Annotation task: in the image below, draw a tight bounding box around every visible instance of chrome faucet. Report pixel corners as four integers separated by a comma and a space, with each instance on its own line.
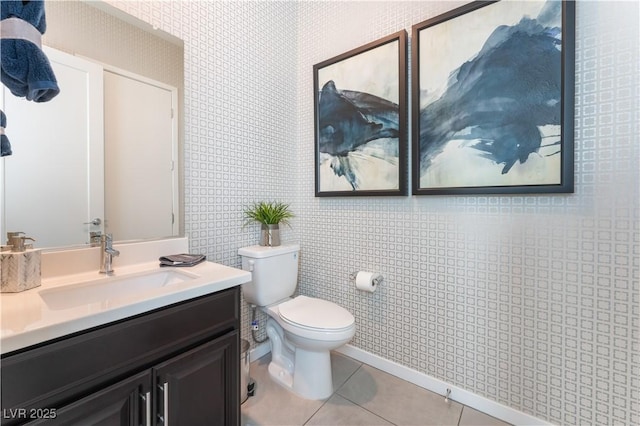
99, 234, 120, 275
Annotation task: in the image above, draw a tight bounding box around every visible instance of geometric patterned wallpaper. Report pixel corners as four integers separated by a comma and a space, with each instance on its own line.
109, 1, 638, 425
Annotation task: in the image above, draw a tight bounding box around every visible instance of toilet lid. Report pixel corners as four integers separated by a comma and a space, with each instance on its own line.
278, 296, 354, 330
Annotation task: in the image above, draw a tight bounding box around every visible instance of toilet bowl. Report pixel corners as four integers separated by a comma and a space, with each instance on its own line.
262, 296, 355, 399
238, 244, 356, 400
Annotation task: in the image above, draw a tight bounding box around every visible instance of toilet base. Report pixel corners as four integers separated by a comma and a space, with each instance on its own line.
268, 360, 293, 389
265, 318, 334, 400
291, 346, 332, 399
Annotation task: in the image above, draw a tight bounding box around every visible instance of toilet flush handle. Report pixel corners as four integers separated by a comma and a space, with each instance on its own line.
247, 259, 255, 272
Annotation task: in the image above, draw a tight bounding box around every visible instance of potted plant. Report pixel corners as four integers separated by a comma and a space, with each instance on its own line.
243, 201, 294, 247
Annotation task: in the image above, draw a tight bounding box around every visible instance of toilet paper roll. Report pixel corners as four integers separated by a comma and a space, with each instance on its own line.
355, 271, 379, 293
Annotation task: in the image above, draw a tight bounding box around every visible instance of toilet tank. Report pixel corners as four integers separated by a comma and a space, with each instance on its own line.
238, 244, 300, 306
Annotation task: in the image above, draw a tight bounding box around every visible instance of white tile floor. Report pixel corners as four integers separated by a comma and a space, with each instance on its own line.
241, 352, 511, 426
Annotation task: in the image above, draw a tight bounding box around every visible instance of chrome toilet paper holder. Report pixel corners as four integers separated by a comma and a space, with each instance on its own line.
349, 272, 383, 286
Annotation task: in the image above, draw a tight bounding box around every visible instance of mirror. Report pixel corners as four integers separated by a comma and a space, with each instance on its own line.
1, 0, 184, 249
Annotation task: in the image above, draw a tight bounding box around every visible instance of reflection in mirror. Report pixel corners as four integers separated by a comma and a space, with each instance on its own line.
0, 0, 184, 249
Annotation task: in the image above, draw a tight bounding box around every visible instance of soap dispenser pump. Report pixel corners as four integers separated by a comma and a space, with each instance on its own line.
1, 232, 42, 293
7, 232, 35, 252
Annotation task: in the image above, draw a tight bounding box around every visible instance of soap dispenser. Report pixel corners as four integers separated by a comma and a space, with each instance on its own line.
0, 232, 41, 293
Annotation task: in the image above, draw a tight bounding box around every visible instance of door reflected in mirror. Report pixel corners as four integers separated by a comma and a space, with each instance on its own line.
0, 0, 184, 249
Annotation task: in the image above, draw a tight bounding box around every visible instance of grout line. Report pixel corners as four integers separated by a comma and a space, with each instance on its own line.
334, 359, 364, 393
329, 362, 400, 425
303, 358, 365, 425
301, 399, 327, 426
457, 405, 465, 426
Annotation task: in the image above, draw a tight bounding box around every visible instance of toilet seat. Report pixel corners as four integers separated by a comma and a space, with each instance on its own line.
278, 296, 354, 331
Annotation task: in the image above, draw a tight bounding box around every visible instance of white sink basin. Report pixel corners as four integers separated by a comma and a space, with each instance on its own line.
39, 269, 198, 310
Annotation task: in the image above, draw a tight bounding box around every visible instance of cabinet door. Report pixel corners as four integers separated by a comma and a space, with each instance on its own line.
26, 370, 152, 426
154, 332, 239, 426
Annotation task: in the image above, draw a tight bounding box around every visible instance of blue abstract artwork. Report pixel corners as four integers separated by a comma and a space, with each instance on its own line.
314, 31, 407, 196
412, 0, 574, 194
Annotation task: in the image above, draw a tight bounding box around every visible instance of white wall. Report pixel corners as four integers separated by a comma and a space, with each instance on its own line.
110, 1, 638, 425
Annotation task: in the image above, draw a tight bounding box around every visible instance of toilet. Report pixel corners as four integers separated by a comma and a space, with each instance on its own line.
238, 244, 355, 400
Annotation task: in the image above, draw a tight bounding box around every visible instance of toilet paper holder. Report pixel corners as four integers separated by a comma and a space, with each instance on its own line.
349, 272, 383, 286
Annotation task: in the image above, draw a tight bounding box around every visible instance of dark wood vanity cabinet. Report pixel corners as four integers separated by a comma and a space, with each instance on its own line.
1, 287, 240, 426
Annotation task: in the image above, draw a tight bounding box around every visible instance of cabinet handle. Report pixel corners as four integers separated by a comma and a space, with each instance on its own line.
157, 382, 169, 425
164, 382, 170, 426
140, 391, 151, 426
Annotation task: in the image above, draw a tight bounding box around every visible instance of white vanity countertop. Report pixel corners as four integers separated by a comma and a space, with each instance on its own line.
0, 260, 251, 354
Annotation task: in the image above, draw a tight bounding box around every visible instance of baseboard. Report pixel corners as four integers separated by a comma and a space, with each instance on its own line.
248, 341, 271, 363
335, 344, 552, 426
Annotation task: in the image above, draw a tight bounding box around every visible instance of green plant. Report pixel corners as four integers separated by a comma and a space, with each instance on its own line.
243, 201, 294, 227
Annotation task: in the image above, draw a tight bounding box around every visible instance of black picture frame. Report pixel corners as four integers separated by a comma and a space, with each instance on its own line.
314, 30, 408, 197
411, 0, 575, 195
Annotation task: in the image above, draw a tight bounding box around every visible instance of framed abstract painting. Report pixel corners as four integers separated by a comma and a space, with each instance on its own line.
411, 0, 575, 195
314, 30, 408, 197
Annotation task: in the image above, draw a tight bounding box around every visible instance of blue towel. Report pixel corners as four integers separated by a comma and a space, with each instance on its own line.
0, 110, 11, 157
1, 0, 59, 102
